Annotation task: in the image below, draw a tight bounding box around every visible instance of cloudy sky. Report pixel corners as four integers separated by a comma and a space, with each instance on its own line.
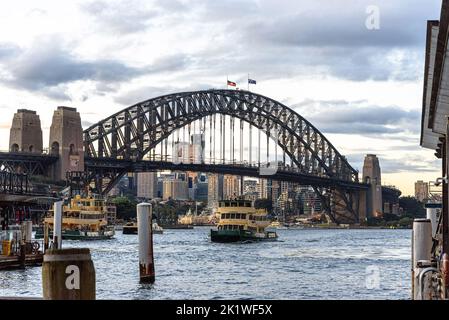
0, 0, 443, 195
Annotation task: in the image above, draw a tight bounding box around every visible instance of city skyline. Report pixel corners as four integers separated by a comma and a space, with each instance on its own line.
0, 0, 443, 195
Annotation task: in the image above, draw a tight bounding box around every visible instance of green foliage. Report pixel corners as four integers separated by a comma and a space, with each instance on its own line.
112, 196, 138, 220
398, 217, 413, 228
254, 198, 272, 212
398, 196, 425, 218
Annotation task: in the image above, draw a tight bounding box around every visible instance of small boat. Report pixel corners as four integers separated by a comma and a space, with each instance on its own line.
35, 194, 116, 240
122, 222, 163, 234
210, 199, 278, 243
268, 221, 288, 230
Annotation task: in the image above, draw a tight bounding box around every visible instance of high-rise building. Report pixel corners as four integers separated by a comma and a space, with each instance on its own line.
189, 134, 205, 164
223, 175, 241, 200
243, 179, 258, 201
208, 174, 224, 208
299, 186, 322, 215
257, 179, 268, 199
415, 180, 429, 202
163, 179, 189, 200
137, 172, 158, 199
195, 173, 208, 202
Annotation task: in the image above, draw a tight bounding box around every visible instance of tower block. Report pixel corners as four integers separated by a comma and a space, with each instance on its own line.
49, 107, 84, 181
362, 154, 383, 218
9, 109, 43, 153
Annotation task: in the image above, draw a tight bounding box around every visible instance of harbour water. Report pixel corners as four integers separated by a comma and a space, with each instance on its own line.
0, 227, 411, 299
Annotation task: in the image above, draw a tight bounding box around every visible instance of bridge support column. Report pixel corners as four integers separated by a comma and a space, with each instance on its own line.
358, 190, 368, 224
49, 107, 85, 181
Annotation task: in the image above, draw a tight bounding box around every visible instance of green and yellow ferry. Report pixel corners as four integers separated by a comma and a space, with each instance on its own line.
210, 199, 277, 243
35, 195, 116, 240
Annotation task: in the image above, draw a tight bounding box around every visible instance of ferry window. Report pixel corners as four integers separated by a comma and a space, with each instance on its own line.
239, 225, 244, 230
218, 203, 222, 207
236, 214, 241, 219
245, 203, 251, 207
231, 202, 237, 207
241, 214, 246, 219
225, 202, 230, 207
221, 214, 225, 219
230, 214, 236, 219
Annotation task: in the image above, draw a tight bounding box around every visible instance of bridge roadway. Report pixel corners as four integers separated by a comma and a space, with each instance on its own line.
0, 151, 58, 176
84, 157, 370, 190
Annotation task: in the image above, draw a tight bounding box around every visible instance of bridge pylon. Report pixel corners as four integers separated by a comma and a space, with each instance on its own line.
49, 107, 84, 181
9, 109, 43, 154
362, 154, 383, 218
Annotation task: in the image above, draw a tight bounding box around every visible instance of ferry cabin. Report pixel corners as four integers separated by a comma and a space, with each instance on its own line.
43, 195, 116, 231
216, 200, 271, 234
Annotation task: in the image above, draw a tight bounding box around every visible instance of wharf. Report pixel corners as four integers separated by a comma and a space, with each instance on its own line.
0, 254, 43, 270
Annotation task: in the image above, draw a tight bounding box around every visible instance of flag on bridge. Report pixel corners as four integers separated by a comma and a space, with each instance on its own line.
227, 80, 237, 87
248, 78, 257, 85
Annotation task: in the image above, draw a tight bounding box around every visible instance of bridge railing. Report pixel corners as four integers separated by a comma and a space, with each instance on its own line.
138, 153, 331, 178
0, 171, 29, 194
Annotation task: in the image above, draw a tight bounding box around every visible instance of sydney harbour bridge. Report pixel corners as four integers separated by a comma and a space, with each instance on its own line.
0, 89, 377, 224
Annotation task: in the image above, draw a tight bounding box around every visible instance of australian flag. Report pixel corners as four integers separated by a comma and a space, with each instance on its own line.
248, 78, 257, 85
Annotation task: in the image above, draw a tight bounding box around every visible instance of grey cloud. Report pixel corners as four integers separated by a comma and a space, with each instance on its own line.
379, 158, 441, 174
345, 152, 440, 175
82, 120, 94, 128
0, 38, 190, 99
0, 43, 20, 60
41, 86, 71, 101
292, 99, 420, 136
246, 0, 436, 48
81, 0, 157, 34
114, 83, 212, 106
4, 42, 146, 90
189, 0, 438, 82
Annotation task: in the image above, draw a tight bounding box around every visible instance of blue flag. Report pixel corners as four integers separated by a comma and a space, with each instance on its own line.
248, 79, 257, 85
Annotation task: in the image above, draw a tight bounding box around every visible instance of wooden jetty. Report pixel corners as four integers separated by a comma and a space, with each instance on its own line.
0, 253, 43, 270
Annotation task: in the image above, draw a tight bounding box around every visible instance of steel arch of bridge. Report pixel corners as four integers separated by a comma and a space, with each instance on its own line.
83, 89, 363, 223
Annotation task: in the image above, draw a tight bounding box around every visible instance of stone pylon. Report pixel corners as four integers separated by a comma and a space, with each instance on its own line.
9, 109, 43, 153
362, 154, 383, 218
49, 107, 84, 181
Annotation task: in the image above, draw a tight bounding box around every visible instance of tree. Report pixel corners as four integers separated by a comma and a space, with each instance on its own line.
112, 196, 138, 220
399, 196, 425, 218
254, 198, 273, 212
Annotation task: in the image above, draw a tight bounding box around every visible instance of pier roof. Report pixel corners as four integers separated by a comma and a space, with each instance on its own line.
421, 1, 449, 155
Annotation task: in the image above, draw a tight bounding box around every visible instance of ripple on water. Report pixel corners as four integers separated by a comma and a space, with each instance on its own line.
0, 227, 411, 299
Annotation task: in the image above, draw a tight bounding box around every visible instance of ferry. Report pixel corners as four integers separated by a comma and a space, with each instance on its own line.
35, 195, 116, 240
210, 199, 278, 243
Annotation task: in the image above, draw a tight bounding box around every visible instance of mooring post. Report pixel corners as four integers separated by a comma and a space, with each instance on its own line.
25, 220, 32, 243
53, 201, 63, 249
412, 219, 432, 299
44, 222, 49, 252
137, 203, 155, 283
42, 248, 95, 300
441, 253, 449, 299
19, 243, 26, 269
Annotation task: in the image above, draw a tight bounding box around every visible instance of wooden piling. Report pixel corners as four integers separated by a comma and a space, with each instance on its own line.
53, 201, 63, 249
137, 203, 155, 283
42, 248, 95, 300
19, 244, 26, 269
44, 222, 49, 252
